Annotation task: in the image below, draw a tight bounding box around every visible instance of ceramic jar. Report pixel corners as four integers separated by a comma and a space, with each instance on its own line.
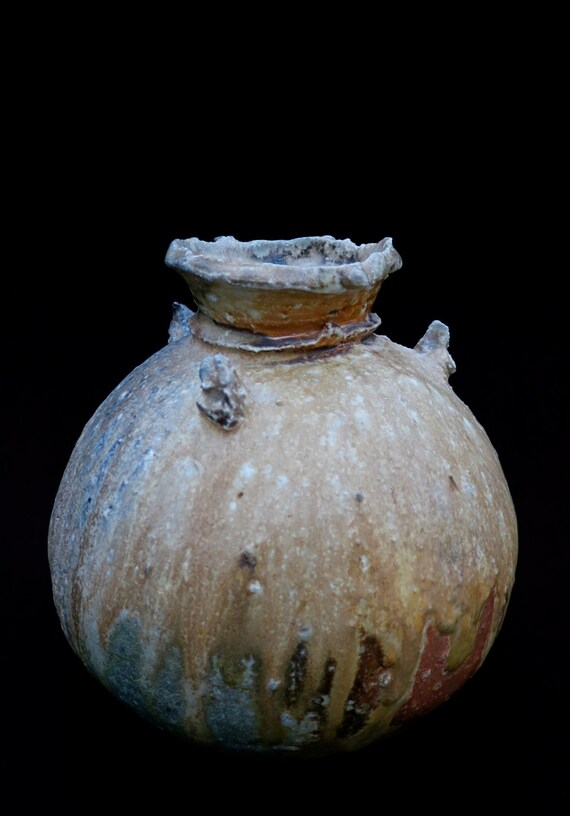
49, 236, 517, 754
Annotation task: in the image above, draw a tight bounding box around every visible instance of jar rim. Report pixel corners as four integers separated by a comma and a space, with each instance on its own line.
165, 235, 402, 295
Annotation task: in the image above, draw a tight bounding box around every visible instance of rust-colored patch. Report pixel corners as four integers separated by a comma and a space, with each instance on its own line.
285, 641, 309, 707
394, 591, 496, 724
337, 631, 390, 739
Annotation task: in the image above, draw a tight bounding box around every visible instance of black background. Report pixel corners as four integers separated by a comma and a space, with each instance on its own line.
5, 143, 567, 809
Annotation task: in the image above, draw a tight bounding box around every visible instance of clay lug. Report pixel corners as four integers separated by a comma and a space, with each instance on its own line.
197, 354, 247, 430
168, 302, 194, 344
415, 320, 457, 379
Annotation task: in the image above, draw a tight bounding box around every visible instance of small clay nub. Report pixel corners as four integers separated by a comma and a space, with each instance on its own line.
168, 302, 194, 344
196, 354, 247, 430
415, 320, 457, 379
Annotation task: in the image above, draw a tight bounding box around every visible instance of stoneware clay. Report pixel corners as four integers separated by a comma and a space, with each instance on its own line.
49, 236, 518, 754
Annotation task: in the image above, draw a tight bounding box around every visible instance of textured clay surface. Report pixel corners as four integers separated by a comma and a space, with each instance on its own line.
49, 319, 517, 753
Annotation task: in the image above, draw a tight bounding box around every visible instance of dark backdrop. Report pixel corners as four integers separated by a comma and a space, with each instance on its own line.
6, 161, 567, 810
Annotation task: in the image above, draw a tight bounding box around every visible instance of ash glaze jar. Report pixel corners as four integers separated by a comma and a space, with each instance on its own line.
49, 236, 517, 754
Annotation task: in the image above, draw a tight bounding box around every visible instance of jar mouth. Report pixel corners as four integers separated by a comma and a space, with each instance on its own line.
165, 235, 402, 294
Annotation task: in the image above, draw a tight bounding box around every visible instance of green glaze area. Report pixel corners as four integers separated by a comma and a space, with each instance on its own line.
150, 646, 186, 728
104, 611, 186, 732
205, 654, 262, 749
106, 611, 146, 714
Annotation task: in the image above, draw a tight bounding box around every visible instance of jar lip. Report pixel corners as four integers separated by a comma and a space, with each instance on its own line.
165, 235, 402, 295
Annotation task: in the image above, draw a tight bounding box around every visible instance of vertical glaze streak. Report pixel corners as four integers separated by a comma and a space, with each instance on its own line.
285, 642, 309, 707
337, 631, 388, 738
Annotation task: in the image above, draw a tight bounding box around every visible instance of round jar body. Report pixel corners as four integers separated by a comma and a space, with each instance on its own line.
49, 324, 517, 754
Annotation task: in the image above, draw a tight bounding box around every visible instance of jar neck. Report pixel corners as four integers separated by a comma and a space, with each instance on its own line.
186, 308, 382, 353
165, 235, 402, 352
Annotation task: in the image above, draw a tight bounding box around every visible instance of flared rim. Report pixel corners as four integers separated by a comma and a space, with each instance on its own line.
165, 235, 402, 295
